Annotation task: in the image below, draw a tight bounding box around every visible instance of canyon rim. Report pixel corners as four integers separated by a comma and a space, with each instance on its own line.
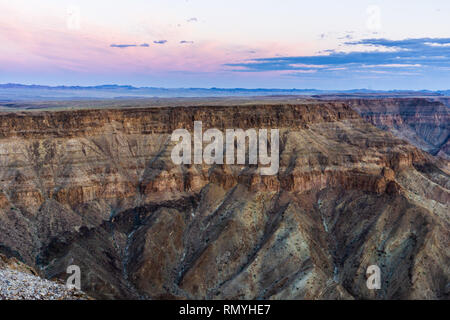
0, 98, 448, 300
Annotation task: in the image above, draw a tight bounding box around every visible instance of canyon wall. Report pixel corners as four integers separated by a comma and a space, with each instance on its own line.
0, 101, 448, 299
348, 98, 449, 159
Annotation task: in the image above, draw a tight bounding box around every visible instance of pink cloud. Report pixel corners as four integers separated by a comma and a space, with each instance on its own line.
0, 3, 315, 80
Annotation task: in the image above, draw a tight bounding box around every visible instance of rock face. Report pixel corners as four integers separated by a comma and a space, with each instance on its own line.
348, 98, 450, 159
0, 101, 448, 300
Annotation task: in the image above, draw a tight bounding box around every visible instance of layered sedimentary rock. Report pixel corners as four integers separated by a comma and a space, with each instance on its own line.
0, 101, 448, 300
348, 98, 449, 159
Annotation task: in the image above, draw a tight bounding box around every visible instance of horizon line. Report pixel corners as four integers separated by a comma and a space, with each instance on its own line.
1, 83, 449, 92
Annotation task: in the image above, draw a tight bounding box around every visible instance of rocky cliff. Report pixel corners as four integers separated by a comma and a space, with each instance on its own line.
0, 101, 448, 299
348, 98, 449, 159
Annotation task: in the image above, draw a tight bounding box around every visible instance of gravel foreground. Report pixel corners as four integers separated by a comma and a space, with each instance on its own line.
0, 254, 88, 300
0, 269, 87, 300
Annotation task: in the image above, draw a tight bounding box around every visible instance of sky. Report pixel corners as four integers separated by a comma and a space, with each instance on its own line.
0, 0, 449, 89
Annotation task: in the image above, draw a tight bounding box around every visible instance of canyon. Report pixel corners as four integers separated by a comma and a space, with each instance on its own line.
348, 98, 449, 159
0, 98, 448, 299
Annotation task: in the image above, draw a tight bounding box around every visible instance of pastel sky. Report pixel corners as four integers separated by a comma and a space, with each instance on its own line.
0, 0, 449, 89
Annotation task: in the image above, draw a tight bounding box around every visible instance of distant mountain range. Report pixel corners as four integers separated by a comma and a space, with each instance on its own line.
0, 83, 449, 101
